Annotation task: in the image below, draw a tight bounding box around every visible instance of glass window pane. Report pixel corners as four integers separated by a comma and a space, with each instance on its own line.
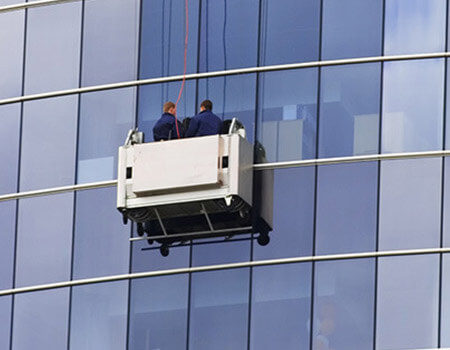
192, 240, 250, 266
322, 0, 382, 60
20, 96, 78, 191
77, 88, 135, 184
0, 11, 24, 99
379, 158, 441, 250
0, 104, 20, 194
189, 269, 249, 349
250, 263, 311, 350
376, 255, 439, 349
313, 259, 375, 350
132, 242, 190, 273
441, 254, 450, 346
257, 69, 318, 162
24, 3, 81, 94
70, 281, 128, 350
382, 59, 444, 153
443, 158, 450, 246
0, 202, 16, 290
259, 0, 320, 65
384, 0, 446, 55
254, 167, 315, 260
129, 275, 189, 350
319, 63, 380, 158
12, 289, 69, 350
81, 0, 139, 86
316, 162, 378, 255
0, 296, 11, 350
199, 0, 258, 71
73, 187, 130, 279
140, 0, 199, 78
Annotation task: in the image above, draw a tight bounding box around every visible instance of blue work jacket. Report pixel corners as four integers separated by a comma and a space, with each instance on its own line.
152, 113, 184, 141
185, 110, 222, 137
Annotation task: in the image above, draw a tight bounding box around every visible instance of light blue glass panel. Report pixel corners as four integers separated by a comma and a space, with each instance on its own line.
385, 0, 446, 55
446, 60, 450, 150
319, 63, 380, 158
199, 0, 258, 71
376, 255, 439, 349
24, 2, 81, 94
189, 268, 249, 349
12, 288, 69, 350
257, 69, 318, 162
0, 11, 24, 99
15, 194, 73, 287
379, 158, 441, 250
322, 0, 382, 60
129, 275, 189, 350
20, 95, 78, 191
254, 167, 315, 260
0, 296, 11, 350
259, 0, 320, 65
82, 0, 139, 86
77, 88, 135, 183
192, 240, 250, 266
0, 104, 20, 194
0, 202, 15, 290
70, 281, 128, 350
73, 187, 130, 279
382, 59, 444, 153
443, 158, 450, 246
250, 263, 311, 350
132, 242, 190, 273
441, 254, 450, 346
316, 162, 377, 255
140, 0, 199, 78
313, 259, 375, 350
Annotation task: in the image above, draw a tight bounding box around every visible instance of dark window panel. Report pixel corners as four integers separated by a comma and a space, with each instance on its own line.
192, 240, 250, 266
0, 104, 20, 195
0, 202, 15, 290
0, 296, 11, 350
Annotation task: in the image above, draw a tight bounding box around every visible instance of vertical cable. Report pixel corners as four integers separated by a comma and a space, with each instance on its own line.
221, 0, 227, 118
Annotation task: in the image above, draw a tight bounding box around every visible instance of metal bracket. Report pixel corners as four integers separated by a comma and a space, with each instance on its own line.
154, 208, 168, 236
200, 203, 215, 232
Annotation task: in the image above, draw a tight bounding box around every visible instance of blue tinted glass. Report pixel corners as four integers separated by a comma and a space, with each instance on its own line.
73, 187, 130, 279
250, 263, 311, 350
70, 281, 128, 350
24, 2, 81, 94
322, 0, 382, 59
0, 11, 24, 99
316, 162, 377, 255
20, 96, 78, 191
12, 289, 69, 350
0, 104, 20, 194
0, 202, 15, 290
82, 0, 139, 86
138, 81, 196, 142
254, 167, 315, 260
189, 269, 249, 349
441, 254, 450, 346
132, 242, 190, 273
313, 259, 375, 350
16, 194, 73, 287
199, 0, 258, 71
376, 255, 439, 349
77, 88, 135, 183
443, 158, 450, 246
257, 69, 318, 162
192, 240, 250, 266
319, 63, 380, 158
129, 275, 189, 350
379, 158, 441, 250
260, 0, 320, 65
446, 60, 450, 150
382, 59, 444, 153
140, 0, 199, 78
0, 296, 11, 350
385, 0, 446, 55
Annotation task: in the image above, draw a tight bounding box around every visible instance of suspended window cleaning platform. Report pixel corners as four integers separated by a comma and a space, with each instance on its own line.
117, 120, 273, 256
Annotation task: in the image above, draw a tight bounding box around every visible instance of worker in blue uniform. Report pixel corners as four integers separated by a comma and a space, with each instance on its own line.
185, 99, 222, 137
153, 101, 184, 141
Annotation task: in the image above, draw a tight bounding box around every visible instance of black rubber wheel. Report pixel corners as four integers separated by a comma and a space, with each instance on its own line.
160, 245, 170, 257
137, 223, 144, 236
122, 213, 128, 225
257, 233, 270, 246
146, 238, 154, 246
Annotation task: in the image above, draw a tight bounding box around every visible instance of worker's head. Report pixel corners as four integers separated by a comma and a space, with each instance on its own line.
200, 99, 213, 112
163, 101, 176, 116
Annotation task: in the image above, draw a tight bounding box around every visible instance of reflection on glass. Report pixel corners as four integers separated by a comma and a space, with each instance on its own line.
189, 269, 249, 349
313, 259, 375, 350
0, 104, 20, 194
12, 289, 69, 350
376, 255, 439, 349
129, 275, 188, 349
316, 162, 377, 255
0, 296, 11, 350
132, 242, 190, 273
192, 240, 250, 266
70, 281, 128, 350
0, 202, 15, 290
384, 0, 446, 55
257, 69, 318, 162
443, 158, 450, 246
250, 263, 311, 350
322, 0, 382, 59
319, 63, 380, 158
441, 254, 450, 346
379, 158, 441, 250
382, 59, 444, 153
259, 0, 320, 65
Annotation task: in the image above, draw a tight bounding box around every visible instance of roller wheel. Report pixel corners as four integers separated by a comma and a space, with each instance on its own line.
122, 213, 128, 225
137, 223, 144, 237
146, 239, 154, 246
160, 245, 170, 257
257, 233, 270, 246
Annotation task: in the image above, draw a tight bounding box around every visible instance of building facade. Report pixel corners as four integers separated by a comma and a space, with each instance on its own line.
0, 0, 449, 349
